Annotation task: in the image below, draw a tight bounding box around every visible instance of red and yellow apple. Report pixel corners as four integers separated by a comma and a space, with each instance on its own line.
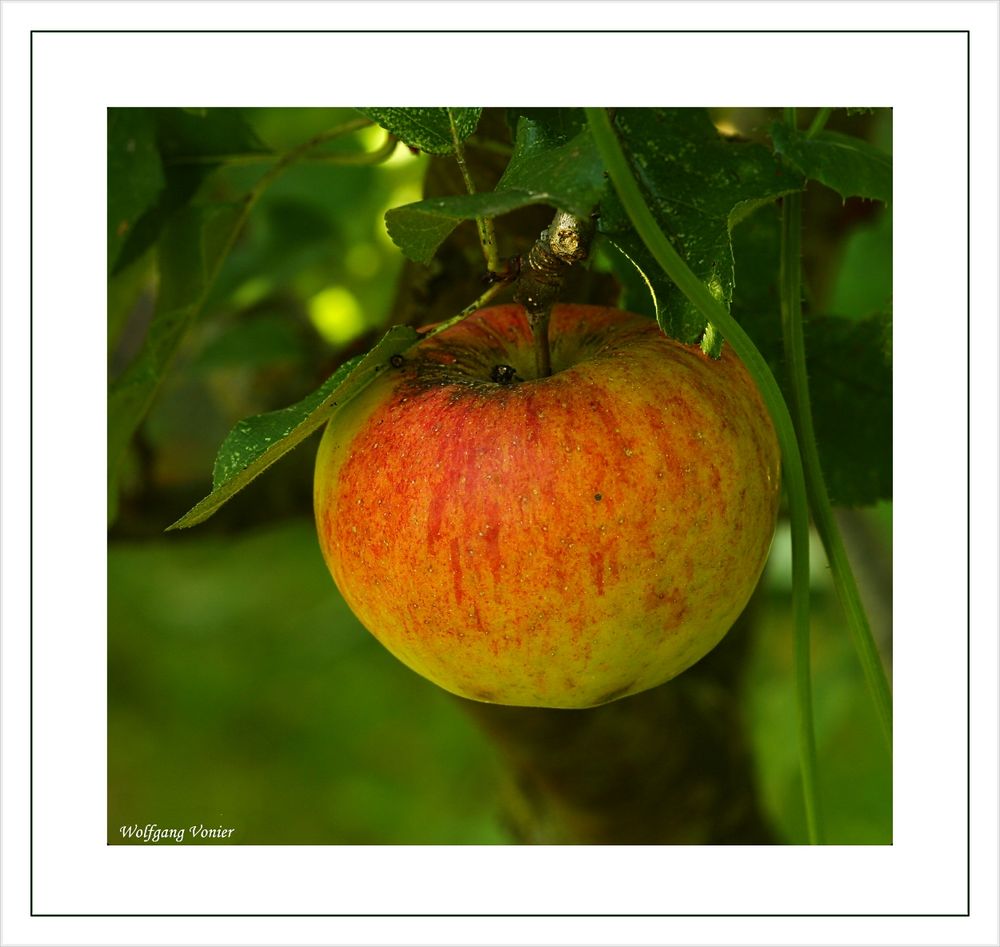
314, 304, 780, 708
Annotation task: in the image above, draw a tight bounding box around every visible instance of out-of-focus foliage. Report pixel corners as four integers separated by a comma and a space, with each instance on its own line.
107, 109, 164, 274
731, 203, 892, 506
110, 108, 428, 532
108, 107, 892, 845
751, 522, 892, 843
107, 517, 891, 845
109, 521, 508, 844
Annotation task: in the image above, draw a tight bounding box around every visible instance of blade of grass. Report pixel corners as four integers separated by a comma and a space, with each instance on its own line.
585, 107, 824, 843
780, 110, 892, 749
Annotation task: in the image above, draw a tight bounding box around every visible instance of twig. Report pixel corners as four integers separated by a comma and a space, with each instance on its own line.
513, 210, 595, 378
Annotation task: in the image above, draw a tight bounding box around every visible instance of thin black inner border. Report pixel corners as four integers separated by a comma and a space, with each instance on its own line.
27, 27, 971, 920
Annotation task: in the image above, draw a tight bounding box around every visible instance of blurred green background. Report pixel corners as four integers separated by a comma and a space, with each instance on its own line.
109, 520, 508, 843
108, 107, 891, 844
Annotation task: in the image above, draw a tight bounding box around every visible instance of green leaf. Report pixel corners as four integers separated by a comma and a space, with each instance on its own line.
771, 125, 891, 204
729, 202, 785, 357
804, 312, 892, 506
168, 325, 420, 530
385, 126, 604, 264
730, 209, 891, 506
597, 233, 666, 321
598, 108, 804, 352
592, 237, 657, 321
826, 207, 892, 318
356, 107, 481, 155
108, 202, 247, 503
386, 191, 532, 264
496, 127, 604, 213
108, 109, 165, 273
505, 107, 586, 156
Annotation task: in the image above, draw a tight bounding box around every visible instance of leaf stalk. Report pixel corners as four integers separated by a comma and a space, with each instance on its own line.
449, 109, 501, 274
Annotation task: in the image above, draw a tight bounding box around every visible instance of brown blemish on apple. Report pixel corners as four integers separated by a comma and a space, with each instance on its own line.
642, 585, 689, 630
643, 586, 666, 614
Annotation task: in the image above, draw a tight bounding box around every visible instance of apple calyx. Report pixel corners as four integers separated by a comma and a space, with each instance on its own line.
489, 364, 519, 385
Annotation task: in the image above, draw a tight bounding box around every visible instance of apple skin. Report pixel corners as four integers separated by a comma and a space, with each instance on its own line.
314, 304, 780, 709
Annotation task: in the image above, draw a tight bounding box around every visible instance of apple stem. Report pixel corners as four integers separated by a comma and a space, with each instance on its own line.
529, 306, 554, 378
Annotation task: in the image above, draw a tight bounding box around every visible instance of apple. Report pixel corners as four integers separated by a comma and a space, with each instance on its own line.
314, 303, 780, 709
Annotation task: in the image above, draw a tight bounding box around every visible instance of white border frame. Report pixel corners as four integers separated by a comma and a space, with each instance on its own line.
2, 3, 998, 946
